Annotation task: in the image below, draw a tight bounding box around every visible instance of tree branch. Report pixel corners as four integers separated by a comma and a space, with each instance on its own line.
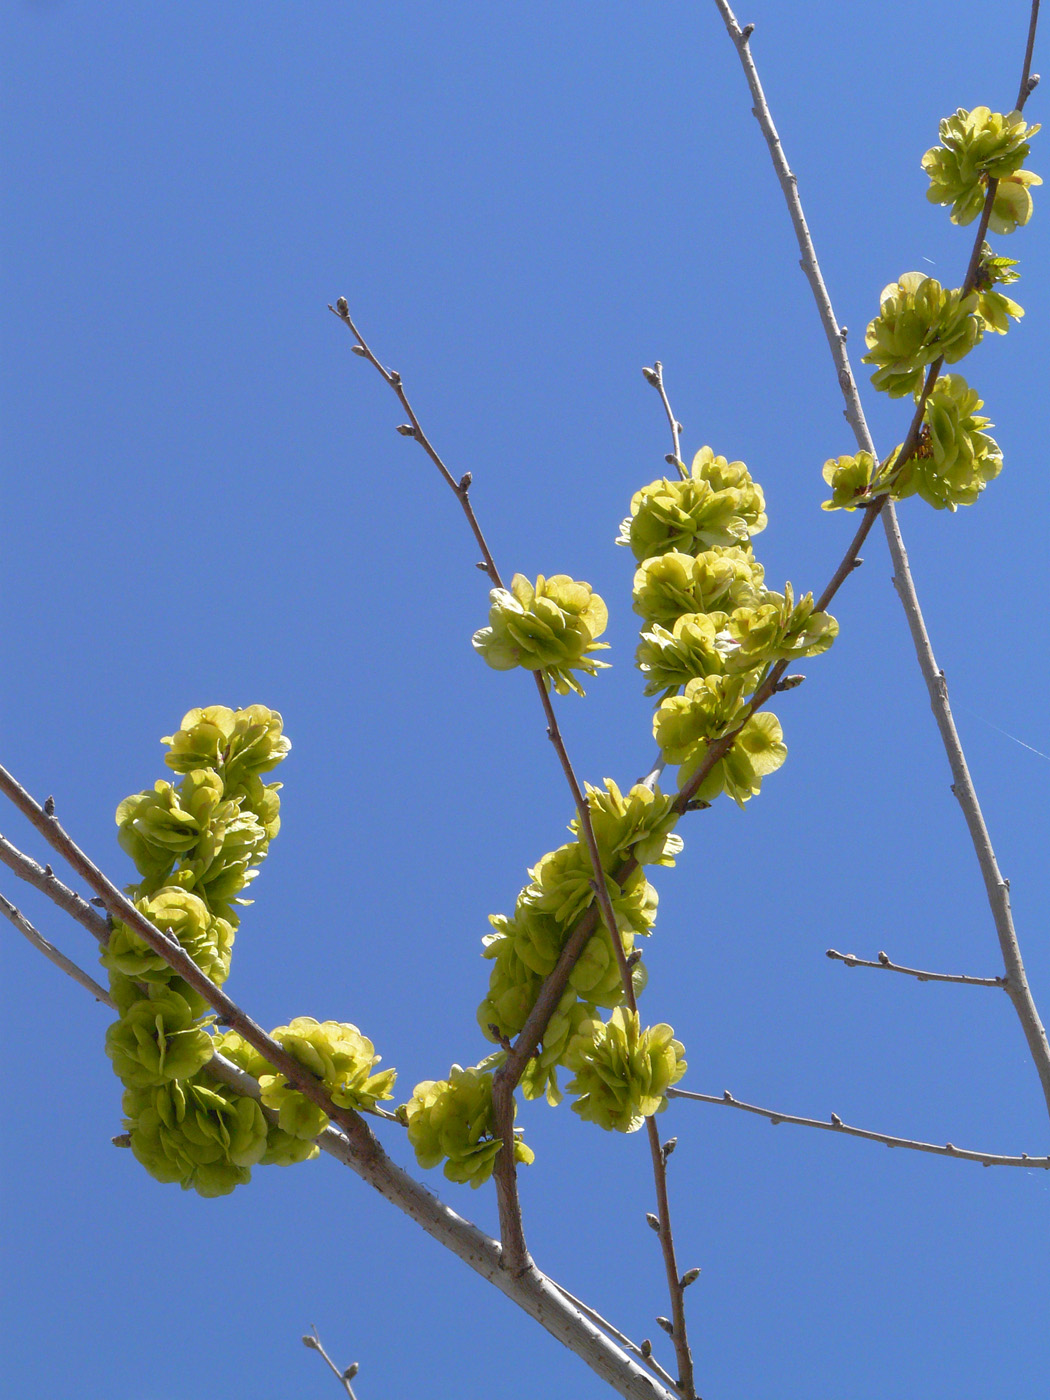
0, 830, 110, 943
0, 763, 677, 1400
302, 1326, 360, 1400
712, 0, 1050, 1119
826, 947, 1006, 988
1, 890, 115, 1006
668, 1087, 1050, 1168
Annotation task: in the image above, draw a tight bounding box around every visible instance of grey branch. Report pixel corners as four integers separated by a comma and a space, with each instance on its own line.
0, 762, 673, 1400
303, 1326, 360, 1399
0, 831, 110, 943
669, 1088, 1050, 1168
712, 0, 1050, 1119
0, 891, 114, 1006
826, 947, 1007, 988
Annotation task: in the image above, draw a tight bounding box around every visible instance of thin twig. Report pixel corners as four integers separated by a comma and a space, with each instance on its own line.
826, 947, 1006, 988
643, 362, 686, 479
332, 302, 699, 1376
1, 891, 115, 1006
549, 1279, 681, 1395
0, 831, 110, 942
668, 1088, 1050, 1168
0, 765, 673, 1400
644, 1118, 694, 1396
712, 0, 1050, 1119
303, 1326, 359, 1400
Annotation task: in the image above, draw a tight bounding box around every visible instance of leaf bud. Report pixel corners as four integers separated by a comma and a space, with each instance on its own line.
656, 1316, 674, 1336
681, 1267, 702, 1287
396, 423, 416, 436
335, 297, 349, 315
646, 1212, 661, 1232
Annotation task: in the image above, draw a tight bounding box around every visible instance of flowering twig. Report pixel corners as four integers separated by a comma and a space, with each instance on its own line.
668, 1087, 1050, 1168
0, 762, 674, 1400
712, 0, 1050, 1120
826, 947, 1006, 988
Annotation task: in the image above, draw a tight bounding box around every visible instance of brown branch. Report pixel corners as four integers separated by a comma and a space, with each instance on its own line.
548, 1279, 681, 1396
668, 1088, 1050, 1168
1016, 1, 1042, 111
712, 0, 1050, 1120
1, 890, 115, 1006
644, 1120, 694, 1397
0, 830, 110, 943
826, 947, 1006, 988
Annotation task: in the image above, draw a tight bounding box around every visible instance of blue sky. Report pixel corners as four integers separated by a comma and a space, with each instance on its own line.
3, 3, 1049, 1397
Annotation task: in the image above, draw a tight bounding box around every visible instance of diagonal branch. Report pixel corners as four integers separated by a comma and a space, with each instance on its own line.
712, 0, 1050, 1120
668, 1087, 1050, 1168
826, 947, 1006, 988
1, 890, 115, 1006
0, 763, 675, 1400
0, 830, 111, 943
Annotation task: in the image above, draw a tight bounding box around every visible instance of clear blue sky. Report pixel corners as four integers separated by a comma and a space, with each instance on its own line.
3, 3, 1049, 1397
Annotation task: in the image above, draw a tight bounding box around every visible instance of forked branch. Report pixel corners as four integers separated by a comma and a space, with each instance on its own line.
712, 0, 1050, 1119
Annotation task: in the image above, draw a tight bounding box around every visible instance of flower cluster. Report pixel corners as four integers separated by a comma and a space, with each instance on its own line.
473, 573, 610, 696
862, 273, 982, 398
922, 106, 1041, 233
401, 1060, 534, 1188
106, 706, 295, 1195
895, 374, 1003, 511
563, 1008, 686, 1133
624, 450, 835, 808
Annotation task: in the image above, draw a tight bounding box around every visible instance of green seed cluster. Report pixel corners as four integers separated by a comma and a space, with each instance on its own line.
401, 1059, 534, 1189
473, 573, 610, 696
827, 107, 1039, 514
922, 106, 1041, 233
624, 449, 836, 809
563, 1008, 686, 1133
107, 707, 397, 1196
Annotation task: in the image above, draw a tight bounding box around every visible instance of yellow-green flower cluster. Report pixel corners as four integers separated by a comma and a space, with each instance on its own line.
563, 1008, 686, 1133
922, 106, 1041, 233
401, 1060, 534, 1188
623, 452, 834, 807
862, 273, 982, 398
820, 451, 896, 512
896, 374, 1003, 511
107, 706, 293, 1196
617, 448, 767, 561
473, 573, 610, 697
474, 780, 677, 1109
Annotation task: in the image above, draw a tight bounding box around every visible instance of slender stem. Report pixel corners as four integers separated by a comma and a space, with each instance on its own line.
712, 0, 1050, 1119
645, 1118, 695, 1397
0, 831, 111, 943
1, 891, 115, 1006
548, 1280, 681, 1395
826, 947, 1006, 988
303, 1326, 359, 1400
1016, 1, 1042, 111
644, 362, 686, 479
668, 1088, 1049, 1168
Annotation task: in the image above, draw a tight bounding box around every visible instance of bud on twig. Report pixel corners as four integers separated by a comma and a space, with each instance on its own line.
459, 472, 472, 491
642, 365, 660, 386
640, 1339, 653, 1358
656, 1316, 674, 1337
335, 297, 349, 316
301, 1335, 320, 1350
351, 344, 368, 357
343, 1362, 360, 1381
681, 1267, 701, 1287
396, 423, 416, 437
646, 1212, 661, 1232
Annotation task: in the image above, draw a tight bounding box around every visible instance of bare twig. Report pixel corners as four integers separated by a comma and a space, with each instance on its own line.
549, 1279, 681, 1395
1, 891, 115, 1006
0, 764, 674, 1400
712, 0, 1050, 1119
303, 1326, 359, 1399
668, 1088, 1050, 1168
0, 831, 110, 943
643, 361, 686, 479
826, 947, 1006, 988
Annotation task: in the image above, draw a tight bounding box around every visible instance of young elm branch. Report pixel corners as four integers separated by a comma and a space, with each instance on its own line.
711, 0, 1050, 1120
668, 1087, 1050, 1168
826, 947, 1006, 988
0, 891, 114, 1007
0, 763, 674, 1400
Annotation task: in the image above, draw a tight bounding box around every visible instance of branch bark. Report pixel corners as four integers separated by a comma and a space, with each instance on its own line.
711, 0, 1050, 1119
